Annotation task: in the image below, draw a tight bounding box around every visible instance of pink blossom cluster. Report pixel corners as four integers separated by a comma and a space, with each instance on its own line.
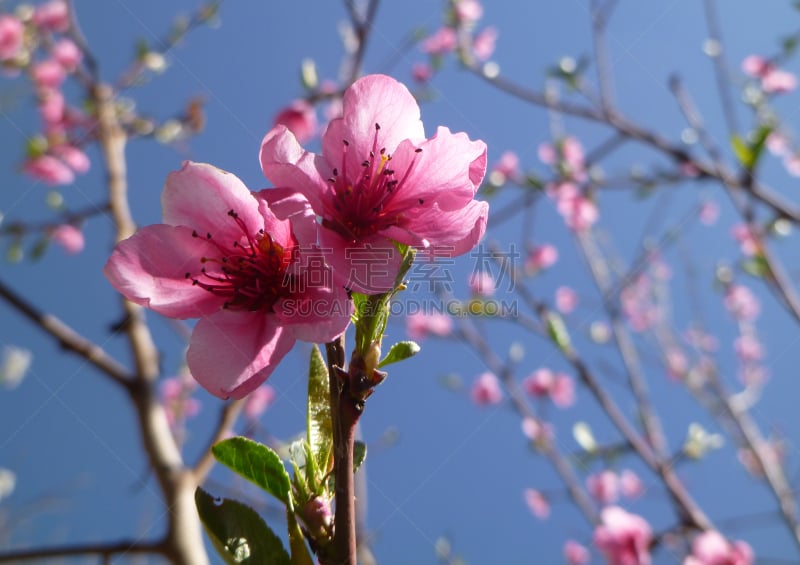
593, 506, 652, 565
621, 274, 661, 332
684, 530, 753, 565
470, 371, 503, 405
723, 284, 767, 387
586, 468, 644, 505
405, 311, 453, 340
413, 0, 496, 83
1, 1, 91, 186
488, 150, 521, 185
741, 55, 797, 94
106, 75, 488, 399
160, 375, 202, 429
764, 131, 800, 177
525, 242, 558, 275
521, 368, 575, 408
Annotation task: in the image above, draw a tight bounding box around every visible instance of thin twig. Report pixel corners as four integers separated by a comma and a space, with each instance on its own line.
0, 539, 164, 563
193, 399, 245, 483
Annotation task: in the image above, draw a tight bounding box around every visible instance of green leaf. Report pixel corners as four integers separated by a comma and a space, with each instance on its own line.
286, 510, 314, 565
731, 135, 752, 169
353, 440, 367, 472
742, 254, 770, 278
307, 345, 332, 475
378, 341, 420, 368
212, 437, 292, 506
195, 487, 291, 565
545, 311, 572, 353
731, 126, 773, 172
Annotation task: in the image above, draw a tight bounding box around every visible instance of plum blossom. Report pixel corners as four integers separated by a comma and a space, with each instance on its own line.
539, 136, 587, 181
684, 530, 753, 565
555, 286, 578, 313
733, 334, 763, 363
548, 182, 598, 232
525, 243, 558, 273
33, 0, 70, 32
50, 223, 84, 254
421, 27, 457, 55
564, 540, 591, 565
470, 371, 503, 405
272, 100, 317, 144
469, 271, 495, 297
104, 162, 352, 399
523, 488, 550, 519
731, 224, 759, 256
619, 469, 644, 499
0, 15, 24, 61
32, 59, 67, 89
243, 384, 276, 421
453, 0, 483, 25
472, 27, 497, 61
405, 311, 452, 340
261, 74, 488, 293
593, 506, 652, 565
742, 55, 797, 94
522, 368, 574, 408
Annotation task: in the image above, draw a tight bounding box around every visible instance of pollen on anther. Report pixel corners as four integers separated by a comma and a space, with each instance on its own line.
375, 123, 381, 130
415, 148, 423, 153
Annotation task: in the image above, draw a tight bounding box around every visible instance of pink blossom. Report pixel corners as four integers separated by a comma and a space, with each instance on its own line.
104, 162, 352, 399
587, 470, 619, 505
50, 224, 84, 254
521, 417, 542, 441
411, 62, 433, 83
472, 26, 497, 62
523, 488, 550, 519
272, 100, 317, 144
32, 59, 67, 89
490, 151, 520, 182
724, 285, 760, 321
161, 376, 201, 427
738, 442, 783, 477
300, 494, 333, 537
734, 335, 763, 363
738, 364, 768, 387
243, 384, 276, 421
470, 371, 503, 406
784, 154, 800, 176
454, 0, 483, 25
51, 38, 83, 71
619, 469, 644, 499
564, 540, 591, 565
52, 144, 90, 174
555, 286, 578, 314
522, 368, 554, 397
684, 530, 753, 565
22, 154, 74, 185
685, 328, 718, 352
0, 15, 24, 61
540, 136, 586, 180
698, 200, 719, 226
731, 224, 758, 256
665, 347, 688, 380
261, 74, 488, 293
33, 0, 70, 32
593, 506, 652, 565
39, 88, 65, 124
621, 275, 659, 332
525, 243, 558, 273
469, 271, 495, 297
421, 27, 457, 55
557, 193, 598, 232
741, 55, 797, 94
766, 132, 790, 156
550, 373, 575, 408
405, 311, 452, 340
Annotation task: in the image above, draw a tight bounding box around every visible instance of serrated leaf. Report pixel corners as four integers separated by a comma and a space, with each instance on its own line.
353, 440, 367, 472
212, 437, 291, 506
307, 345, 332, 475
378, 341, 420, 368
195, 487, 291, 565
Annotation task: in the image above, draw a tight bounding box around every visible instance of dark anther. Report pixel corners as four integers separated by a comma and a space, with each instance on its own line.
342, 139, 350, 146
418, 198, 424, 205
375, 123, 381, 130
192, 230, 198, 237
333, 168, 339, 176
362, 160, 370, 167
206, 233, 212, 239
415, 148, 423, 153
184, 272, 190, 278
380, 148, 386, 155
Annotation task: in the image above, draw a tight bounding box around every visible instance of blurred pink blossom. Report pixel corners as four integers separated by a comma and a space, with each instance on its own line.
539, 136, 586, 181
470, 371, 503, 406
52, 144, 90, 174
272, 100, 317, 144
22, 154, 74, 185
32, 59, 67, 89
564, 540, 591, 565
421, 27, 457, 55
490, 150, 520, 182
39, 88, 65, 124
52, 38, 83, 71
619, 469, 644, 499
0, 15, 24, 61
406, 312, 452, 340
555, 286, 578, 313
33, 0, 70, 32
698, 200, 719, 226
731, 224, 759, 256
734, 335, 764, 363
684, 530, 753, 565
469, 271, 495, 297
766, 131, 790, 156
523, 488, 550, 519
243, 384, 276, 421
161, 376, 201, 427
593, 506, 652, 565
587, 470, 619, 505
742, 55, 797, 94
525, 243, 558, 273
411, 62, 433, 83
724, 285, 760, 321
50, 224, 84, 254
454, 0, 483, 25
522, 368, 554, 397
550, 373, 575, 408
472, 27, 497, 61
665, 347, 688, 380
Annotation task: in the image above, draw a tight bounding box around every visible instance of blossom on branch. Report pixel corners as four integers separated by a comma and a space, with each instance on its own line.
104, 161, 351, 399
260, 74, 488, 293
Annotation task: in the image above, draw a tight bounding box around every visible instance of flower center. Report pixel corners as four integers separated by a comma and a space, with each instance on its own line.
326, 122, 423, 240
185, 209, 295, 312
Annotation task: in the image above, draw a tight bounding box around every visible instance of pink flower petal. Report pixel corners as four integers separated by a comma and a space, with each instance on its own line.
319, 228, 402, 293
103, 224, 225, 318
187, 310, 295, 399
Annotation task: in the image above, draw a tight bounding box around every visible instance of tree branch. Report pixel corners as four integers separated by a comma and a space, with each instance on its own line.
0, 539, 163, 563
